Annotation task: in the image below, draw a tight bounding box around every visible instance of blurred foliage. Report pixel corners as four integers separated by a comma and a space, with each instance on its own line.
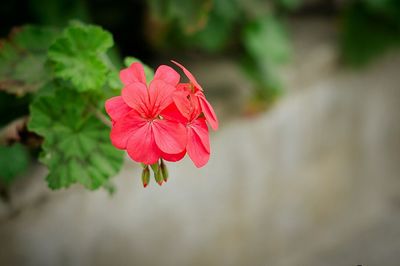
29, 0, 90, 26
149, 0, 213, 35
147, 0, 400, 100
2, 0, 398, 103
148, 0, 295, 102
340, 0, 400, 66
0, 143, 30, 185
242, 15, 291, 100
363, 0, 400, 23
274, 0, 302, 11
0, 25, 58, 96
0, 92, 30, 127
172, 0, 240, 52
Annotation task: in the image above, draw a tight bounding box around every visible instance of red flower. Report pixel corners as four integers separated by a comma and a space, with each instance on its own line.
171, 60, 219, 131
105, 61, 218, 170
162, 94, 210, 168
105, 62, 187, 165
162, 61, 217, 168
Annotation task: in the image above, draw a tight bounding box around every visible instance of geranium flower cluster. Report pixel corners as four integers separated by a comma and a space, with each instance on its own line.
105, 61, 218, 186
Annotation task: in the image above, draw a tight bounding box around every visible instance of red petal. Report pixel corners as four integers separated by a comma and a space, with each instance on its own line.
176, 83, 191, 92
161, 103, 188, 124
154, 65, 180, 86
110, 110, 146, 149
152, 119, 187, 154
187, 126, 210, 168
120, 62, 146, 85
105, 96, 132, 122
198, 94, 218, 130
189, 94, 202, 120
172, 90, 191, 120
121, 82, 149, 117
148, 79, 175, 115
161, 150, 186, 162
190, 118, 210, 153
126, 123, 161, 165
171, 60, 203, 91
172, 89, 202, 121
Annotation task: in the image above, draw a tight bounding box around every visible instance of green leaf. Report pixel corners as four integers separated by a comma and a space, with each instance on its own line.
124, 57, 155, 84
106, 70, 123, 91
28, 86, 124, 190
48, 23, 114, 92
0, 25, 59, 95
0, 143, 30, 185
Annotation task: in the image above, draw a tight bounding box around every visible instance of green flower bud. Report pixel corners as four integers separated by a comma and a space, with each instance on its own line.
160, 159, 169, 182
151, 162, 163, 186
141, 165, 150, 188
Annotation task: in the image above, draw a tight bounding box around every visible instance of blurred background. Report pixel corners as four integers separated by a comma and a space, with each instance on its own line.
1, 0, 400, 265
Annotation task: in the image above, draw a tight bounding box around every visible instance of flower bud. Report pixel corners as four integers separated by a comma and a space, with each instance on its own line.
151, 162, 163, 186
160, 159, 169, 182
141, 165, 150, 188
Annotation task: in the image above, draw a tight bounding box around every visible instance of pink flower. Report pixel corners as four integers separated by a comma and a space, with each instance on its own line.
163, 100, 210, 168
105, 60, 219, 171
171, 60, 219, 131
162, 61, 216, 168
105, 62, 187, 165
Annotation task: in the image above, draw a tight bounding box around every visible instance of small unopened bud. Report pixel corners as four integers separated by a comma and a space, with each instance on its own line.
160, 159, 169, 182
151, 162, 163, 186
141, 165, 150, 188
